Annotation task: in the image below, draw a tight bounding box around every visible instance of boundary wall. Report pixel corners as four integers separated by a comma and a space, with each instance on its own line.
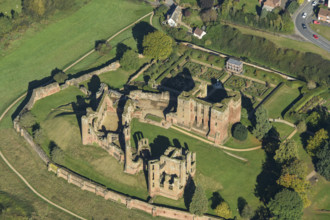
12, 61, 220, 220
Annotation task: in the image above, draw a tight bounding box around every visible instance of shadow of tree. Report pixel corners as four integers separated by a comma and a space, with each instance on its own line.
149, 135, 171, 159
210, 191, 224, 209
237, 196, 248, 215
184, 175, 196, 209
132, 21, 155, 53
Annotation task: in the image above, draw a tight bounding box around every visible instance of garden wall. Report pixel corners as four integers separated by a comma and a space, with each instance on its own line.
48, 163, 219, 220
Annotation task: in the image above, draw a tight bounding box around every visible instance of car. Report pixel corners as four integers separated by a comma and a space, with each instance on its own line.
313, 34, 319, 39
302, 12, 307, 18
302, 23, 307, 29
313, 20, 320, 24
312, 1, 317, 6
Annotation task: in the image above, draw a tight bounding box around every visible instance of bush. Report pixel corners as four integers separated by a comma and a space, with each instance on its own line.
315, 142, 330, 180
215, 202, 232, 219
232, 123, 248, 141
20, 111, 36, 128
189, 185, 208, 216
53, 71, 68, 84
95, 40, 112, 55
120, 49, 140, 71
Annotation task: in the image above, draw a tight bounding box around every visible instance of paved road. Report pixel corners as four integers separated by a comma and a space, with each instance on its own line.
295, 1, 330, 52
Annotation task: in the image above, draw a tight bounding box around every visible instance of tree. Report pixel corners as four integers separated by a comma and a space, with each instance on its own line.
253, 105, 272, 140
315, 142, 330, 180
287, 1, 299, 14
296, 120, 307, 133
34, 128, 47, 146
154, 4, 168, 16
51, 144, 64, 162
143, 31, 172, 60
198, 0, 214, 9
120, 49, 140, 71
307, 80, 317, 89
306, 128, 328, 156
22, 0, 47, 17
95, 40, 112, 55
277, 173, 310, 194
232, 123, 248, 141
200, 9, 218, 23
189, 185, 208, 216
53, 71, 68, 84
306, 111, 321, 129
268, 189, 303, 220
281, 159, 307, 179
20, 111, 36, 128
241, 204, 253, 219
215, 202, 232, 219
274, 140, 299, 164
183, 8, 191, 17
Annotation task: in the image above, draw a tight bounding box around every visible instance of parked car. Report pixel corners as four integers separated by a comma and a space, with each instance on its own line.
302, 12, 307, 18
302, 23, 307, 29
313, 20, 320, 24
313, 34, 319, 39
312, 1, 317, 6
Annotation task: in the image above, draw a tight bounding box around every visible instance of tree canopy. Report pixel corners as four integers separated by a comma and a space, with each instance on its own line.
253, 105, 272, 140
120, 49, 140, 71
274, 140, 299, 164
315, 142, 330, 180
306, 128, 328, 156
268, 189, 303, 220
143, 31, 173, 60
232, 123, 248, 141
189, 185, 208, 216
215, 202, 232, 219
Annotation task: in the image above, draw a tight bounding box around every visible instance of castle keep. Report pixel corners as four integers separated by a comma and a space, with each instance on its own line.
148, 147, 196, 200
167, 91, 241, 144
80, 83, 241, 200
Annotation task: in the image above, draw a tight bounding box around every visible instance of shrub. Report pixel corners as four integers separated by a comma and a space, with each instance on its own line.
215, 202, 232, 219
20, 111, 36, 128
95, 40, 112, 55
120, 49, 140, 71
232, 123, 248, 141
53, 71, 68, 84
315, 142, 330, 180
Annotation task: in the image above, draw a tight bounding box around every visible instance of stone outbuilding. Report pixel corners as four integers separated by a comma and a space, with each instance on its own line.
226, 58, 244, 75
318, 8, 330, 23
260, 0, 281, 11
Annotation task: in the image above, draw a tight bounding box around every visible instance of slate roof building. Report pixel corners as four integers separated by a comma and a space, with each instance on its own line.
226, 58, 244, 74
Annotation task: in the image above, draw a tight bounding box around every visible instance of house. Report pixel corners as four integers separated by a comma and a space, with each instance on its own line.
193, 27, 206, 39
226, 58, 244, 74
167, 5, 182, 27
318, 8, 330, 23
261, 0, 281, 11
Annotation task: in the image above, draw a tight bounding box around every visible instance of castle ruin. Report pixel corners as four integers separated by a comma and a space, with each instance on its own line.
80, 83, 241, 200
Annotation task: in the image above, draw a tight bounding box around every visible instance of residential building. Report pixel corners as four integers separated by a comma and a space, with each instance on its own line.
193, 27, 206, 39
167, 6, 182, 27
226, 58, 244, 74
318, 8, 330, 23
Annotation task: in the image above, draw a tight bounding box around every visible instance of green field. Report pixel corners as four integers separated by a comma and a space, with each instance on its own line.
310, 24, 330, 41
236, 0, 258, 14
263, 84, 301, 118
0, 0, 21, 14
224, 132, 260, 149
271, 122, 295, 141
130, 119, 264, 216
29, 87, 265, 216
0, 0, 151, 114
227, 23, 330, 60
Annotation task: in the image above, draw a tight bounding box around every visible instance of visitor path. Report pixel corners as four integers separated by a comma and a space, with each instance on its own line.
171, 126, 262, 152
63, 12, 153, 72
0, 11, 154, 220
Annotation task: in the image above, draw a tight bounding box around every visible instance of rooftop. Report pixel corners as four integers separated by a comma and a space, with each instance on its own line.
227, 58, 243, 66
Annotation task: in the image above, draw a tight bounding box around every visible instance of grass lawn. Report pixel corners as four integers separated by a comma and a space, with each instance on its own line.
226, 23, 330, 60
130, 119, 264, 216
237, 0, 258, 14
271, 122, 295, 141
224, 132, 260, 149
263, 84, 301, 118
0, 0, 21, 14
0, 0, 151, 115
310, 24, 330, 41
28, 87, 265, 217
